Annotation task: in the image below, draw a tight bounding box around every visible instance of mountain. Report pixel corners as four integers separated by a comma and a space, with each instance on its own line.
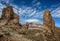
0, 6, 60, 41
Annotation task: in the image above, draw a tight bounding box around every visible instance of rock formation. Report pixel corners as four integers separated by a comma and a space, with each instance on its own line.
0, 6, 22, 29
0, 6, 60, 41
1, 6, 14, 20
43, 10, 52, 32
43, 10, 59, 41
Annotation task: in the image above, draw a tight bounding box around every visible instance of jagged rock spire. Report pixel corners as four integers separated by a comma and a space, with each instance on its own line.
43, 10, 52, 27
43, 10, 59, 41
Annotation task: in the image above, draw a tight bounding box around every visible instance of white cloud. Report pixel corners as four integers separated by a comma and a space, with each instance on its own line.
34, 2, 41, 7
10, 4, 43, 18
51, 6, 60, 18
36, 2, 41, 6
25, 19, 40, 23
32, 0, 41, 8
1, 0, 9, 4
0, 0, 60, 19
25, 19, 43, 24
30, 10, 36, 16
31, 11, 44, 18
0, 3, 6, 9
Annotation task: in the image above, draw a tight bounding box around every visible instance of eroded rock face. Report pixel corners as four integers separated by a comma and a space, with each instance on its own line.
43, 10, 52, 26
1, 6, 20, 24
43, 10, 59, 41
1, 6, 14, 20
0, 6, 22, 28
13, 13, 19, 24
43, 10, 56, 33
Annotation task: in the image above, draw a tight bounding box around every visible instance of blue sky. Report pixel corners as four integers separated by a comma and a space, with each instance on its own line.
0, 0, 60, 27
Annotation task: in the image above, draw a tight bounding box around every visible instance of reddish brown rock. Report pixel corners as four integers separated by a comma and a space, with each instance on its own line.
43, 10, 59, 41
1, 6, 19, 24
8, 13, 19, 24
43, 10, 52, 32
13, 13, 19, 24
43, 10, 52, 27
0, 35, 7, 41
1, 6, 14, 21
1, 6, 22, 29
1, 8, 6, 19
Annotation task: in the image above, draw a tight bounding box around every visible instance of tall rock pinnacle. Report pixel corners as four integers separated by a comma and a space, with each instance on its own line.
43, 10, 59, 41
43, 10, 54, 32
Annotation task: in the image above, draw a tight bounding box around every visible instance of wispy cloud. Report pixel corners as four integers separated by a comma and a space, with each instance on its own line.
34, 2, 41, 8
2, 0, 9, 4
32, 0, 37, 3
0, 1, 60, 19
10, 4, 43, 19
0, 0, 42, 19
25, 19, 40, 23
35, 2, 41, 6
32, 0, 41, 9
51, 6, 60, 18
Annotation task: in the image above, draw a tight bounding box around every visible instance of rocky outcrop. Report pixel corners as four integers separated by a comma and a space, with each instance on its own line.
1, 6, 19, 23
0, 6, 23, 41
43, 10, 59, 41
43, 10, 52, 32
1, 6, 14, 20
0, 6, 22, 28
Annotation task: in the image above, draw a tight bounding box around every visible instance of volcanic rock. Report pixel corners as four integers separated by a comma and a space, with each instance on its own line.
43, 10, 59, 41
1, 6, 14, 21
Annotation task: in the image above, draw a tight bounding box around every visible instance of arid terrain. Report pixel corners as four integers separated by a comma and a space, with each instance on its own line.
0, 6, 60, 41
